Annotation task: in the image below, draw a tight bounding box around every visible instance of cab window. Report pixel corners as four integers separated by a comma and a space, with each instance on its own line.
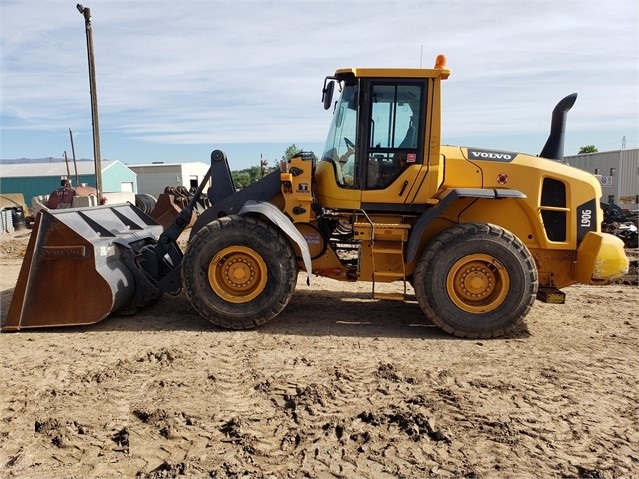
320, 82, 359, 187
366, 82, 425, 189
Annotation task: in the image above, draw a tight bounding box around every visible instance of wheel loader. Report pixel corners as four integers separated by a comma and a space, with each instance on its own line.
3, 55, 629, 338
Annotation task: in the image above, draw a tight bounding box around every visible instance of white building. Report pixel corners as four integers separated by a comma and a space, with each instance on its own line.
127, 162, 211, 197
564, 148, 638, 209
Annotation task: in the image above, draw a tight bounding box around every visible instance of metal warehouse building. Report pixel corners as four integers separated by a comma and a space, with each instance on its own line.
565, 148, 639, 209
127, 162, 211, 196
0, 160, 137, 203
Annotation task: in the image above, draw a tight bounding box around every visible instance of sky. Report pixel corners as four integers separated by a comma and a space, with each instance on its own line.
1, 0, 637, 171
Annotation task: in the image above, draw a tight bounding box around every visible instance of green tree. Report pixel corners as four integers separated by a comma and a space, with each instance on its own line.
578, 145, 598, 154
232, 147, 317, 188
231, 164, 277, 188
247, 165, 261, 183
283, 144, 318, 163
231, 171, 251, 189
284, 144, 302, 161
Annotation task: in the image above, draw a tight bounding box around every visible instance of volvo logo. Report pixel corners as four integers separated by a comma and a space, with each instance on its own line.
468, 149, 518, 162
43, 246, 87, 258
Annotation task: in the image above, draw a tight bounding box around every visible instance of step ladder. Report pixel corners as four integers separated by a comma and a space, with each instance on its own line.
354, 211, 410, 301
371, 241, 406, 301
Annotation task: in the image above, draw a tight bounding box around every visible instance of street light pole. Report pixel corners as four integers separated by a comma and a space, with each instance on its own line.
77, 4, 103, 203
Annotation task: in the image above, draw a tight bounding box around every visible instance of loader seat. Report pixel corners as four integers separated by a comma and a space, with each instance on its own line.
367, 157, 381, 188
370, 121, 417, 190
389, 120, 417, 175
398, 121, 416, 149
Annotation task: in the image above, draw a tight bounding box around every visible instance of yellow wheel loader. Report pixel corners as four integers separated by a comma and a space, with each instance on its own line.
4, 56, 628, 338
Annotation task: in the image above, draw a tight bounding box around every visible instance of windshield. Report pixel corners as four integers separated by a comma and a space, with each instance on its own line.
321, 82, 358, 186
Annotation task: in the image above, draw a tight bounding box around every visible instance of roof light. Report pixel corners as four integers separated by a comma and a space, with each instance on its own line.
434, 55, 447, 69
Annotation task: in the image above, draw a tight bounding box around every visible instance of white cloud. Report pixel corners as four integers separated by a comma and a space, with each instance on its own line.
1, 0, 637, 163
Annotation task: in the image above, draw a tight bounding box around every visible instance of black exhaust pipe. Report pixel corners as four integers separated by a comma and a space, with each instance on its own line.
539, 93, 577, 162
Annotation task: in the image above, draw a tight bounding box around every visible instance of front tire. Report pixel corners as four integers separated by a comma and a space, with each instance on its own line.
182, 215, 297, 329
413, 223, 538, 338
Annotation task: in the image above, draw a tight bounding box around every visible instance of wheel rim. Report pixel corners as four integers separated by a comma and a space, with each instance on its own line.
446, 254, 510, 313
208, 246, 268, 303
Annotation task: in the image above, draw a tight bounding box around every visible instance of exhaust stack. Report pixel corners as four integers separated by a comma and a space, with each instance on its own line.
539, 93, 577, 162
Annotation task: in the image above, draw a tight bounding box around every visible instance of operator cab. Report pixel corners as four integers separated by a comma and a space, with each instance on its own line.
315, 58, 451, 211
320, 75, 425, 191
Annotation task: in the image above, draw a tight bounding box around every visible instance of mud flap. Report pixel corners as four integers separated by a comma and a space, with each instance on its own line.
3, 204, 164, 331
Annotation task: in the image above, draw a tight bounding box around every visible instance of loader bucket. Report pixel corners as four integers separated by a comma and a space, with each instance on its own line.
3, 204, 164, 331
149, 187, 210, 229
150, 191, 194, 229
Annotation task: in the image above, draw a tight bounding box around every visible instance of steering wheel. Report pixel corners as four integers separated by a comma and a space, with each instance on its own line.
344, 137, 355, 149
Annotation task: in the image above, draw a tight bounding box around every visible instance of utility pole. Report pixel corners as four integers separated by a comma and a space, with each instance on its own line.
69, 128, 80, 186
63, 151, 71, 184
618, 136, 626, 204
77, 4, 103, 203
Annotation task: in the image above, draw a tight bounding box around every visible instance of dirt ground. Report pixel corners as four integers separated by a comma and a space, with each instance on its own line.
0, 229, 637, 479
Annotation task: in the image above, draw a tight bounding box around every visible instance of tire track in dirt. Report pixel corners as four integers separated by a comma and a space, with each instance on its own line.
1, 235, 638, 478
234, 350, 464, 478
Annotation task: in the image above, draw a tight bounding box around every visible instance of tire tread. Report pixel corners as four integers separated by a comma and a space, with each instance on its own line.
414, 222, 538, 338
182, 215, 297, 329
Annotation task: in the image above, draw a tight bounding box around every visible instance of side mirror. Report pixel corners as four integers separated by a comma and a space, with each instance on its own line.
322, 80, 335, 110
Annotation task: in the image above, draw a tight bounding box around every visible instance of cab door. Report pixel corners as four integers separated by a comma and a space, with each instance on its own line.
359, 80, 430, 212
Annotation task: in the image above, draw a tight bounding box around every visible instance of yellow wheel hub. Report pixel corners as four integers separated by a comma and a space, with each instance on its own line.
446, 254, 510, 313
208, 246, 268, 303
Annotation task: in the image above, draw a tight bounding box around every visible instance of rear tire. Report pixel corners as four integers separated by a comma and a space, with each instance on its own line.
413, 223, 538, 338
182, 215, 297, 329
622, 232, 638, 249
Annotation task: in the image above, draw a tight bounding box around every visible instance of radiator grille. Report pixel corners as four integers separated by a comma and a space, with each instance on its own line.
540, 178, 567, 242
